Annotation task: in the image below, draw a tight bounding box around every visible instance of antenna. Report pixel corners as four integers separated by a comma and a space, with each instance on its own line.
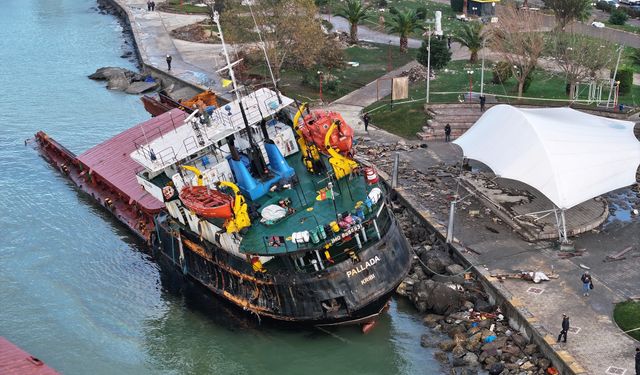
248, 3, 282, 104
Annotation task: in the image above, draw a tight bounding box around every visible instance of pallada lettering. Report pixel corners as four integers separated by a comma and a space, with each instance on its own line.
346, 255, 381, 278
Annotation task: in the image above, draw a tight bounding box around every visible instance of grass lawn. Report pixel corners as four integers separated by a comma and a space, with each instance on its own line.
158, 0, 210, 14
614, 301, 640, 341
363, 59, 640, 138
248, 43, 417, 103
604, 22, 640, 34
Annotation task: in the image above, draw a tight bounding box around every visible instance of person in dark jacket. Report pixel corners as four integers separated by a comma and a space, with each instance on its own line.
166, 54, 172, 71
557, 314, 569, 343
362, 112, 371, 132
581, 271, 592, 296
444, 123, 451, 142
480, 95, 486, 112
635, 347, 639, 375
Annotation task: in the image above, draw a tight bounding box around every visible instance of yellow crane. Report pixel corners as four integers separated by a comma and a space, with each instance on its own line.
293, 103, 321, 173
181, 165, 204, 186
325, 122, 358, 179
217, 181, 251, 233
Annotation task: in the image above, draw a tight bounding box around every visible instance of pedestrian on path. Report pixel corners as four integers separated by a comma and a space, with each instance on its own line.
147, 1, 151, 11
480, 95, 486, 112
151, 1, 155, 11
557, 314, 570, 343
635, 347, 639, 375
447, 36, 451, 50
444, 124, 451, 142
362, 112, 371, 132
166, 54, 172, 71
581, 271, 593, 296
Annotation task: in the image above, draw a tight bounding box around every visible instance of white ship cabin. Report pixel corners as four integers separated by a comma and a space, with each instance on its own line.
130, 88, 299, 258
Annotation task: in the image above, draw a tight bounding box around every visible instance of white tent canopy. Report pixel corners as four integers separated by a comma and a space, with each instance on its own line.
454, 105, 640, 210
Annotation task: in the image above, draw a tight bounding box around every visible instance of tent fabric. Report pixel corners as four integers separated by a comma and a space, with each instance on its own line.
453, 105, 640, 209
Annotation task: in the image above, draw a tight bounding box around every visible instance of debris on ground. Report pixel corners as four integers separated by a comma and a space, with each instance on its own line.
557, 248, 586, 259
490, 271, 552, 283
604, 246, 633, 262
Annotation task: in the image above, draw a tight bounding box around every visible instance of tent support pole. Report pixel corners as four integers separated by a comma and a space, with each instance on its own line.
561, 209, 568, 243
553, 208, 562, 239
446, 200, 456, 244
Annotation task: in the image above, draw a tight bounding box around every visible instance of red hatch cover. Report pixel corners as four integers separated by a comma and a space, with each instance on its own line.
0, 337, 59, 374
77, 108, 188, 212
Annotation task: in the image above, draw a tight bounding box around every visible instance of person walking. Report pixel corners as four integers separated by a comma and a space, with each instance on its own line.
557, 314, 570, 343
362, 112, 371, 132
147, 1, 151, 11
447, 36, 452, 50
635, 347, 639, 375
480, 95, 486, 112
166, 54, 172, 71
151, 1, 155, 11
581, 271, 593, 296
444, 124, 451, 142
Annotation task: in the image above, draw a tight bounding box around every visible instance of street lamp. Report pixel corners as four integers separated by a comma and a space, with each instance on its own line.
317, 71, 324, 103
466, 69, 474, 102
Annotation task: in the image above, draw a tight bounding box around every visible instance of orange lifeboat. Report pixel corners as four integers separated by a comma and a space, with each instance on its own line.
301, 111, 354, 155
179, 186, 234, 219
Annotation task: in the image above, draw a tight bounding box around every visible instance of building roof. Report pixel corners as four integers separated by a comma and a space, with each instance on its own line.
0, 337, 59, 375
77, 109, 188, 212
454, 105, 640, 209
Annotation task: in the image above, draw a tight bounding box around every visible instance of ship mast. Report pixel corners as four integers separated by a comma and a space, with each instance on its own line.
213, 10, 269, 178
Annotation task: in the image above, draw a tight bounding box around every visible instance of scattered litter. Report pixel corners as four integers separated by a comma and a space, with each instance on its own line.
346, 61, 360, 67
579, 263, 591, 270
491, 271, 551, 283
485, 226, 499, 234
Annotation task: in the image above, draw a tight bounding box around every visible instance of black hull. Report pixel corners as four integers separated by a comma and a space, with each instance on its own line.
152, 212, 412, 325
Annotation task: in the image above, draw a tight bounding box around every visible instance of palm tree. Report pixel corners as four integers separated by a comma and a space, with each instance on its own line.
385, 9, 423, 53
454, 22, 484, 63
335, 0, 370, 44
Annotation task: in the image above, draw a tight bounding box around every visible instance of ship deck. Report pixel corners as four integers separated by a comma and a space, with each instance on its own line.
76, 109, 187, 213
239, 155, 378, 255
0, 337, 59, 374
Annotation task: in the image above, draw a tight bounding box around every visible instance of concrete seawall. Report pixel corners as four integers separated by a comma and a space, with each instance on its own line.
99, 0, 206, 99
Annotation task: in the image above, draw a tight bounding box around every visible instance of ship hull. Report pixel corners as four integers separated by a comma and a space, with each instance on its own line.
151, 210, 412, 325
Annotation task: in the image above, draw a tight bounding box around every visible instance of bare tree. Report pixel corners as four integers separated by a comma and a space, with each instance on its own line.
221, 0, 324, 81
542, 0, 592, 30
488, 5, 545, 98
549, 32, 616, 99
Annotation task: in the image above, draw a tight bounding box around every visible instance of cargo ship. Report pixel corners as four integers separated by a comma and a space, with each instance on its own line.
33, 10, 412, 327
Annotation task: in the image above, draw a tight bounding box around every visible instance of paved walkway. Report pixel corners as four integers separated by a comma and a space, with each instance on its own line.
115, 0, 226, 94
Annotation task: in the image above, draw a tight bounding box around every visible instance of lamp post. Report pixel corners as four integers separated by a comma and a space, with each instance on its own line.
467, 70, 473, 102
318, 71, 324, 103
425, 26, 432, 103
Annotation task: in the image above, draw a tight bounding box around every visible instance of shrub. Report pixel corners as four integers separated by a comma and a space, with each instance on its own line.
492, 61, 512, 84
609, 9, 628, 25
630, 48, 640, 66
417, 37, 451, 70
450, 0, 464, 13
378, 0, 388, 8
523, 69, 535, 93
612, 67, 633, 94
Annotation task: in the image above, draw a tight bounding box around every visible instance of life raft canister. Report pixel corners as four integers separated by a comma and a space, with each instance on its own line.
364, 167, 379, 185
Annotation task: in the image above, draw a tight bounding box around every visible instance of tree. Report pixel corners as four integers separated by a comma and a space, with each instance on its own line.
489, 4, 545, 98
542, 0, 592, 30
221, 0, 324, 81
454, 22, 483, 63
417, 37, 451, 70
335, 0, 370, 44
450, 0, 464, 12
385, 9, 424, 53
548, 32, 615, 99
